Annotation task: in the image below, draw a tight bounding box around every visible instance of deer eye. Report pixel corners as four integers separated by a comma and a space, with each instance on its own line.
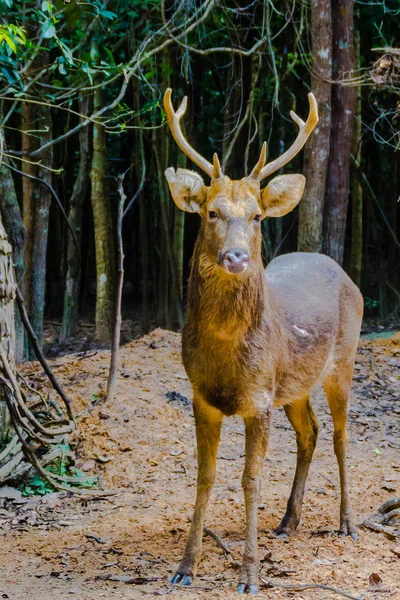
253, 214, 262, 222
208, 211, 218, 220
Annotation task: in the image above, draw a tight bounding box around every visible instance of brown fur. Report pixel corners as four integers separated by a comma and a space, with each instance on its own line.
166, 173, 363, 594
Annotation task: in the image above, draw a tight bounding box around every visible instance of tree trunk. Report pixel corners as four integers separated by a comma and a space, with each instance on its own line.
61, 95, 91, 341
90, 55, 115, 342
137, 129, 149, 333
21, 101, 37, 308
29, 97, 53, 355
153, 129, 170, 329
172, 136, 186, 328
323, 0, 357, 266
349, 27, 362, 287
153, 127, 183, 330
0, 213, 16, 444
298, 0, 332, 253
0, 164, 26, 363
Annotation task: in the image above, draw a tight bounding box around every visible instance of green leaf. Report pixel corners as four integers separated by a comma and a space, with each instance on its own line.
0, 66, 16, 84
82, 63, 96, 85
104, 47, 116, 66
42, 20, 56, 39
56, 39, 75, 66
99, 9, 117, 20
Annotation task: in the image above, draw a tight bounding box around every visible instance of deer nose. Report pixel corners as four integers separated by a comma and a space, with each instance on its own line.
221, 248, 249, 274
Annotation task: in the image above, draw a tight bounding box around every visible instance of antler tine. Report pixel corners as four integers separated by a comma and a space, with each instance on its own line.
252, 92, 319, 182
213, 153, 223, 179
175, 95, 187, 119
163, 88, 214, 179
249, 141, 267, 179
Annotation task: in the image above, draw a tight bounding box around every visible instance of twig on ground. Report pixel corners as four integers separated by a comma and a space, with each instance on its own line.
259, 576, 362, 600
203, 525, 232, 557
187, 517, 237, 563
15, 286, 75, 422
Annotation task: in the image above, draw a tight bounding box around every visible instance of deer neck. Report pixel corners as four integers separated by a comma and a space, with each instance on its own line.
186, 238, 271, 340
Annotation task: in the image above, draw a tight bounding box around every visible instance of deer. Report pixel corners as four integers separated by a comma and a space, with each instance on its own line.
163, 88, 363, 595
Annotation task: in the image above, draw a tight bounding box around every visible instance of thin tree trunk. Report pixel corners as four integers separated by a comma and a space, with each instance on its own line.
106, 173, 125, 403
298, 0, 332, 253
0, 164, 26, 363
29, 97, 53, 354
137, 130, 149, 332
153, 132, 169, 329
153, 129, 183, 329
323, 0, 357, 265
61, 95, 91, 341
90, 46, 115, 342
0, 212, 16, 443
349, 27, 362, 287
21, 101, 37, 308
131, 81, 149, 333
172, 130, 187, 328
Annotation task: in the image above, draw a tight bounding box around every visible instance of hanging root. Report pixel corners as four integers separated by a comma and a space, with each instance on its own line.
360, 497, 400, 539
0, 288, 115, 495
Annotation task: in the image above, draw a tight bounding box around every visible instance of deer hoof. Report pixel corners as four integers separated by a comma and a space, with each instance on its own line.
237, 583, 258, 595
273, 515, 299, 537
273, 524, 296, 537
171, 573, 193, 586
338, 521, 358, 541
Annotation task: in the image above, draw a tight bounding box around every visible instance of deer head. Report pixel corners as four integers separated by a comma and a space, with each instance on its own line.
164, 88, 318, 276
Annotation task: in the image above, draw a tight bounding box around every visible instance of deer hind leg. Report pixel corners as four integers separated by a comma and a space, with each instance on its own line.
274, 395, 318, 537
323, 374, 358, 540
237, 411, 271, 595
171, 399, 223, 586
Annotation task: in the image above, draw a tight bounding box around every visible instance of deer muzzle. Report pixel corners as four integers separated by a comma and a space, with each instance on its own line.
220, 248, 250, 275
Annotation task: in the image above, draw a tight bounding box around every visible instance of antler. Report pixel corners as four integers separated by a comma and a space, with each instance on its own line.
164, 88, 222, 180
250, 93, 319, 181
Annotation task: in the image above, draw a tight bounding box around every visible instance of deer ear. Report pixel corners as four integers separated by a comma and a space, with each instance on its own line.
165, 168, 208, 213
260, 174, 306, 218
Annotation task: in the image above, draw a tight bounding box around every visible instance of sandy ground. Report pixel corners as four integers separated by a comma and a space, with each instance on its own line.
0, 328, 399, 600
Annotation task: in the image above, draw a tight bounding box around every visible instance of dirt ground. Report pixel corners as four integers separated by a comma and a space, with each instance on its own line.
0, 328, 399, 600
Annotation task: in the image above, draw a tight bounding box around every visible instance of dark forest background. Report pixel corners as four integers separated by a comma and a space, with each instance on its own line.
0, 0, 399, 360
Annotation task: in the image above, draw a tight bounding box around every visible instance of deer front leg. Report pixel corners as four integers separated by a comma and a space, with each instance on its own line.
171, 399, 223, 586
237, 410, 271, 595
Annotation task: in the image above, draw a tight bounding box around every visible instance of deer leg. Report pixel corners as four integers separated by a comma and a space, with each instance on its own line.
171, 399, 223, 585
324, 377, 358, 540
237, 411, 270, 595
274, 396, 318, 537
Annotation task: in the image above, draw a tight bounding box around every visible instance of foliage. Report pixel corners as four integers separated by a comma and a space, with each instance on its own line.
18, 444, 97, 496
0, 0, 398, 353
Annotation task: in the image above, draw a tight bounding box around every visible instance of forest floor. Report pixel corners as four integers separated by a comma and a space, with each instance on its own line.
0, 328, 399, 600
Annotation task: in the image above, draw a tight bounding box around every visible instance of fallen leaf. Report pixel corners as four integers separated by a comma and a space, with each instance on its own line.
93, 454, 113, 463
369, 572, 382, 590
170, 448, 184, 456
